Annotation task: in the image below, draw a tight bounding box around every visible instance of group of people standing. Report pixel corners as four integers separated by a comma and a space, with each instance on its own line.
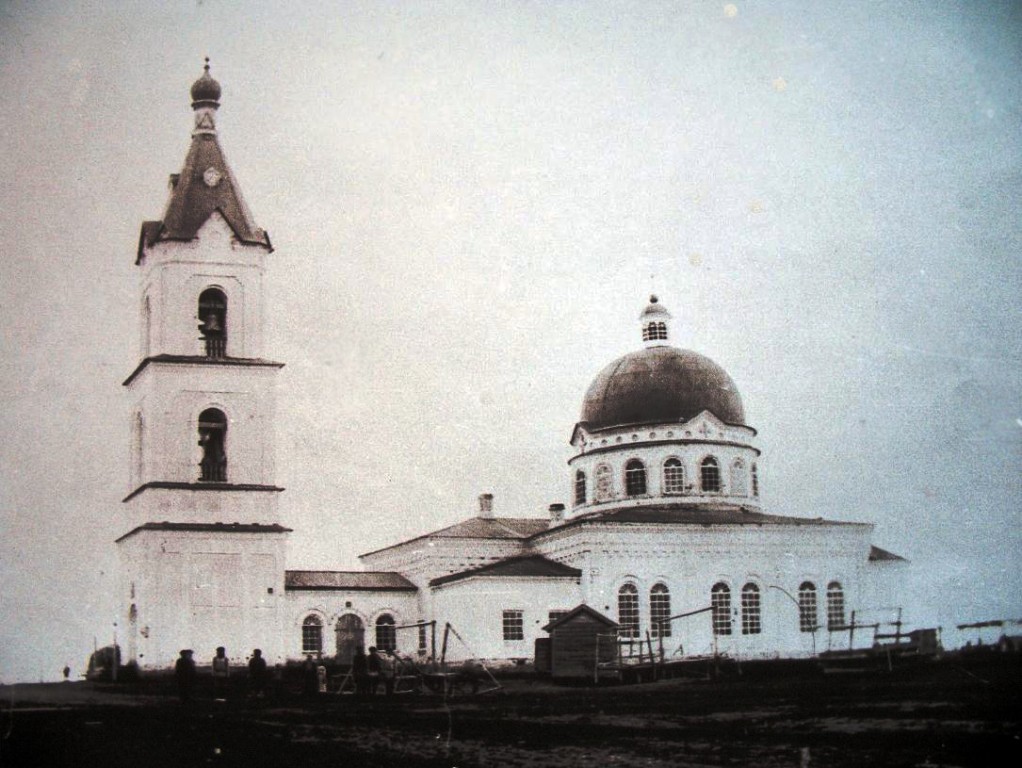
173, 646, 269, 702
172, 644, 403, 703
351, 645, 397, 696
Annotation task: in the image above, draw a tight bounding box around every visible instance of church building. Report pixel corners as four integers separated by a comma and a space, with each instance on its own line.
117, 66, 906, 670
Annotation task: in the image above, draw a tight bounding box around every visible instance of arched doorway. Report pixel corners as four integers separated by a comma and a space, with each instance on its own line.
335, 614, 365, 664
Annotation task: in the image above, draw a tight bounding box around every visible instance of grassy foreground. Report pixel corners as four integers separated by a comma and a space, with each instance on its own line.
1, 657, 1019, 767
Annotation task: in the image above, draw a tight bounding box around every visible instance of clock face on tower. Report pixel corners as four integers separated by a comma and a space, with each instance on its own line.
203, 167, 222, 187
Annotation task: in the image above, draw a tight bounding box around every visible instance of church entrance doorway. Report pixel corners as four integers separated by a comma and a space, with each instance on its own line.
335, 614, 365, 664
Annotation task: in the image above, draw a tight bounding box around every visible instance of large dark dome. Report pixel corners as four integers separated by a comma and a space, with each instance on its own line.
579, 346, 746, 431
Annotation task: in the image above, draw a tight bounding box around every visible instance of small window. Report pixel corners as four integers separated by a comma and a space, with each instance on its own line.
197, 408, 227, 482
730, 459, 748, 496
625, 459, 647, 497
418, 623, 428, 654
741, 583, 762, 635
701, 456, 721, 493
655, 321, 667, 340
502, 610, 524, 641
711, 582, 732, 636
650, 583, 672, 639
752, 463, 759, 497
618, 584, 640, 639
198, 288, 227, 358
827, 582, 845, 630
574, 470, 586, 506
799, 582, 818, 633
375, 613, 396, 651
302, 615, 323, 654
663, 458, 684, 495
595, 463, 614, 502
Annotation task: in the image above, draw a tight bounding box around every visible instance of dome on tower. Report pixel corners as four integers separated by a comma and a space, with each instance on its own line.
190, 61, 221, 103
578, 346, 746, 431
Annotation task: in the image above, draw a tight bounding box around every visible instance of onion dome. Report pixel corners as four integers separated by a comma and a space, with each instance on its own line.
190, 59, 221, 105
579, 332, 746, 431
580, 347, 746, 430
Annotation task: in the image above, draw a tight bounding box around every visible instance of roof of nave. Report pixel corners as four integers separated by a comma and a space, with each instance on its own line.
868, 545, 908, 562
533, 503, 871, 538
284, 571, 417, 592
429, 555, 582, 588
116, 522, 292, 542
359, 516, 551, 558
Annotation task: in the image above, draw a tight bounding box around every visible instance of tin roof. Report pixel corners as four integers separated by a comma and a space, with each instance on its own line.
542, 604, 619, 632
429, 555, 582, 588
578, 346, 746, 432
360, 516, 550, 558
535, 503, 868, 536
868, 545, 908, 562
284, 571, 417, 592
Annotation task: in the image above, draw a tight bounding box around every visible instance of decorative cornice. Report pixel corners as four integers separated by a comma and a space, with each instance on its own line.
123, 354, 285, 386
122, 481, 285, 503
116, 521, 292, 543
569, 437, 761, 462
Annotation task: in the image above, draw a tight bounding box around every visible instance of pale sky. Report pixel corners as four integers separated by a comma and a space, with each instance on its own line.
1, 0, 1019, 682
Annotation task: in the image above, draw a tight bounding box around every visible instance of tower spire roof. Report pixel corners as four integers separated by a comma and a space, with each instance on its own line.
137, 61, 270, 262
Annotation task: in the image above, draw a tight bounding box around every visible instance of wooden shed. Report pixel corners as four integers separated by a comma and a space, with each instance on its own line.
539, 604, 619, 681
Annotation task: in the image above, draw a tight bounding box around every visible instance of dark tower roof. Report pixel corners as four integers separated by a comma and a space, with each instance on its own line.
577, 345, 747, 432
137, 62, 270, 262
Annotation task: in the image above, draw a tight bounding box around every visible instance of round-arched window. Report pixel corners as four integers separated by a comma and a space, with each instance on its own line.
625, 459, 647, 497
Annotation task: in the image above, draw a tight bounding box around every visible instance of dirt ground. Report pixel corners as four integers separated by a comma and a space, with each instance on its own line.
1, 658, 1019, 767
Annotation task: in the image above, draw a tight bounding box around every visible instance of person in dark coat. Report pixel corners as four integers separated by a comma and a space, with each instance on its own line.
174, 649, 196, 703
248, 649, 268, 698
212, 646, 230, 700
351, 646, 369, 698
302, 654, 319, 698
367, 647, 382, 695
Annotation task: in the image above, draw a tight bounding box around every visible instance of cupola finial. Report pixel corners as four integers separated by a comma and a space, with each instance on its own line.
190, 58, 222, 136
639, 295, 672, 347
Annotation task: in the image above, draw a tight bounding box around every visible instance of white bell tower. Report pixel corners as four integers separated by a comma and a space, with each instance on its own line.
117, 62, 289, 669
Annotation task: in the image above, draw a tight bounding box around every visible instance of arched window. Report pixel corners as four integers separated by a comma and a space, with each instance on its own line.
826, 582, 845, 630
663, 458, 684, 495
375, 613, 396, 651
574, 470, 587, 506
625, 459, 647, 497
752, 463, 759, 497
730, 459, 748, 496
655, 321, 667, 339
197, 408, 227, 482
302, 615, 323, 655
711, 582, 732, 636
650, 583, 672, 638
198, 288, 227, 358
798, 582, 818, 633
617, 584, 640, 638
700, 456, 721, 493
741, 583, 762, 635
595, 463, 614, 502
